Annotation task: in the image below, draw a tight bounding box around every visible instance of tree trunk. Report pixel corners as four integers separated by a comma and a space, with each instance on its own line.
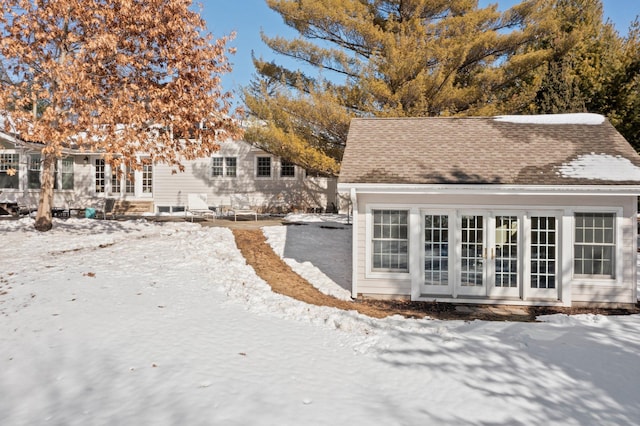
34, 153, 56, 232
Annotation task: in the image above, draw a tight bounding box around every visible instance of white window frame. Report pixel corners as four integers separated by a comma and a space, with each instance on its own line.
26, 154, 74, 191
27, 153, 41, 190
255, 156, 272, 179
211, 156, 237, 178
59, 157, 74, 190
365, 205, 411, 279
0, 151, 20, 190
95, 158, 106, 193
93, 157, 152, 198
571, 207, 623, 287
420, 209, 455, 296
523, 210, 562, 301
280, 159, 296, 179
141, 163, 153, 195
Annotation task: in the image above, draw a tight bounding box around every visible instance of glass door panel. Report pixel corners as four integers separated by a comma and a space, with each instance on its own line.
458, 215, 486, 295
490, 215, 520, 297
529, 216, 558, 298
422, 214, 452, 295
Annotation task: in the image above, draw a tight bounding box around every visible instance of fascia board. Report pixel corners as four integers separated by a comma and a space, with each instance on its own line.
337, 183, 640, 196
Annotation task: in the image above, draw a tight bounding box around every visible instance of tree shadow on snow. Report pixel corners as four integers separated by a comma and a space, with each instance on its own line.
372, 316, 640, 425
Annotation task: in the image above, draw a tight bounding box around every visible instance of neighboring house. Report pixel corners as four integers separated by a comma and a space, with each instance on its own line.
0, 129, 337, 215
153, 139, 337, 214
337, 114, 640, 307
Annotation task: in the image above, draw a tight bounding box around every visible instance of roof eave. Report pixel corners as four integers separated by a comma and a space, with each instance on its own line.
337, 183, 640, 196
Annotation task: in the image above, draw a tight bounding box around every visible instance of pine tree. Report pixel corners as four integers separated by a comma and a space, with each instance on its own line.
528, 1, 640, 150
243, 0, 560, 174
0, 0, 242, 231
600, 20, 640, 150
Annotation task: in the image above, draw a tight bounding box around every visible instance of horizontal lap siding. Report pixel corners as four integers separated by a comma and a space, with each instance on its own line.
353, 192, 637, 303
355, 194, 412, 297
153, 142, 337, 211
571, 196, 636, 304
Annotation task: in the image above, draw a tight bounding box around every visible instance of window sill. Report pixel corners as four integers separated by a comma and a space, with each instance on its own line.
572, 277, 621, 287
366, 270, 411, 280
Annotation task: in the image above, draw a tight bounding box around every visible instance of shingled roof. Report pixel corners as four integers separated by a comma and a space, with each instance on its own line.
338, 114, 640, 186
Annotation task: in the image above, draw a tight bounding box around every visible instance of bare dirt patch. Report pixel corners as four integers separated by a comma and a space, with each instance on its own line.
232, 229, 639, 322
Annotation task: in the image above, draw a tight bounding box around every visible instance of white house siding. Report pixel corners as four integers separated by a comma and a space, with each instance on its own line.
153, 140, 337, 214
3, 137, 337, 215
352, 192, 637, 306
1, 140, 100, 211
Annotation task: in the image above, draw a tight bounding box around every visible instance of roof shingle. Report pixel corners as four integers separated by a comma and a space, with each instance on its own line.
338, 116, 640, 186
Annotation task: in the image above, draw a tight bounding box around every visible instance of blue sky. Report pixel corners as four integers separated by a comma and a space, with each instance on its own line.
199, 0, 640, 100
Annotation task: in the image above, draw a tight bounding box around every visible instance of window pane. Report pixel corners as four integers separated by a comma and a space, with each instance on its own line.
257, 157, 271, 177
424, 215, 449, 286
142, 164, 153, 193
211, 157, 223, 176
531, 216, 557, 289
95, 159, 105, 193
280, 160, 295, 177
28, 154, 41, 189
574, 213, 615, 278
111, 169, 121, 194
61, 157, 74, 190
371, 209, 409, 272
226, 157, 237, 177
125, 166, 135, 194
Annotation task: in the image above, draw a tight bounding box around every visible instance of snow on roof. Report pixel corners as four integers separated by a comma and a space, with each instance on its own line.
557, 153, 640, 181
494, 113, 605, 125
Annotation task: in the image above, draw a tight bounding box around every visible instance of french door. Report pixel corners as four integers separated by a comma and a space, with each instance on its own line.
420, 210, 559, 300
457, 212, 521, 298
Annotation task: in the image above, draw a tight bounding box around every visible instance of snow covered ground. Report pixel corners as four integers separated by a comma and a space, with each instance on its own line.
1, 216, 639, 425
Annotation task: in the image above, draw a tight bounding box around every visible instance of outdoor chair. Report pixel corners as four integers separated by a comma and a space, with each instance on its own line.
102, 198, 116, 220
186, 193, 217, 221
229, 194, 258, 221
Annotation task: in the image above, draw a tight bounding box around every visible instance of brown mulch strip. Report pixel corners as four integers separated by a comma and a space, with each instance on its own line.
232, 229, 640, 322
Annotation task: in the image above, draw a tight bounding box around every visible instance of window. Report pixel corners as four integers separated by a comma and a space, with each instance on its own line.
95, 159, 105, 193
372, 209, 409, 271
27, 155, 73, 190
574, 213, 615, 278
60, 157, 74, 190
142, 164, 152, 193
256, 156, 271, 177
211, 157, 237, 177
111, 168, 121, 194
280, 160, 295, 178
125, 165, 135, 194
0, 153, 19, 189
211, 157, 224, 176
28, 154, 41, 189
107, 164, 135, 196
225, 157, 237, 177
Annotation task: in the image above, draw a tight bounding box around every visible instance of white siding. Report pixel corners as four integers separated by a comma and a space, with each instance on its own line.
0, 145, 103, 210
353, 192, 638, 305
153, 140, 337, 213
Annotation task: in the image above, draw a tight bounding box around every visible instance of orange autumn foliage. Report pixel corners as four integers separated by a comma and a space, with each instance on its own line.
0, 0, 243, 230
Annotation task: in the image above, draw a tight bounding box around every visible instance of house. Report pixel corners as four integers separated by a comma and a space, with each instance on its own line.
152, 139, 337, 215
1, 126, 337, 216
337, 114, 640, 307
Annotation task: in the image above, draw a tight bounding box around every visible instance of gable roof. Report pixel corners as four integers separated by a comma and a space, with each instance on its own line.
338, 114, 640, 186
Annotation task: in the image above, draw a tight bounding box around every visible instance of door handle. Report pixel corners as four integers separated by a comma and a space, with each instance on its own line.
491, 248, 495, 260
483, 248, 487, 259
